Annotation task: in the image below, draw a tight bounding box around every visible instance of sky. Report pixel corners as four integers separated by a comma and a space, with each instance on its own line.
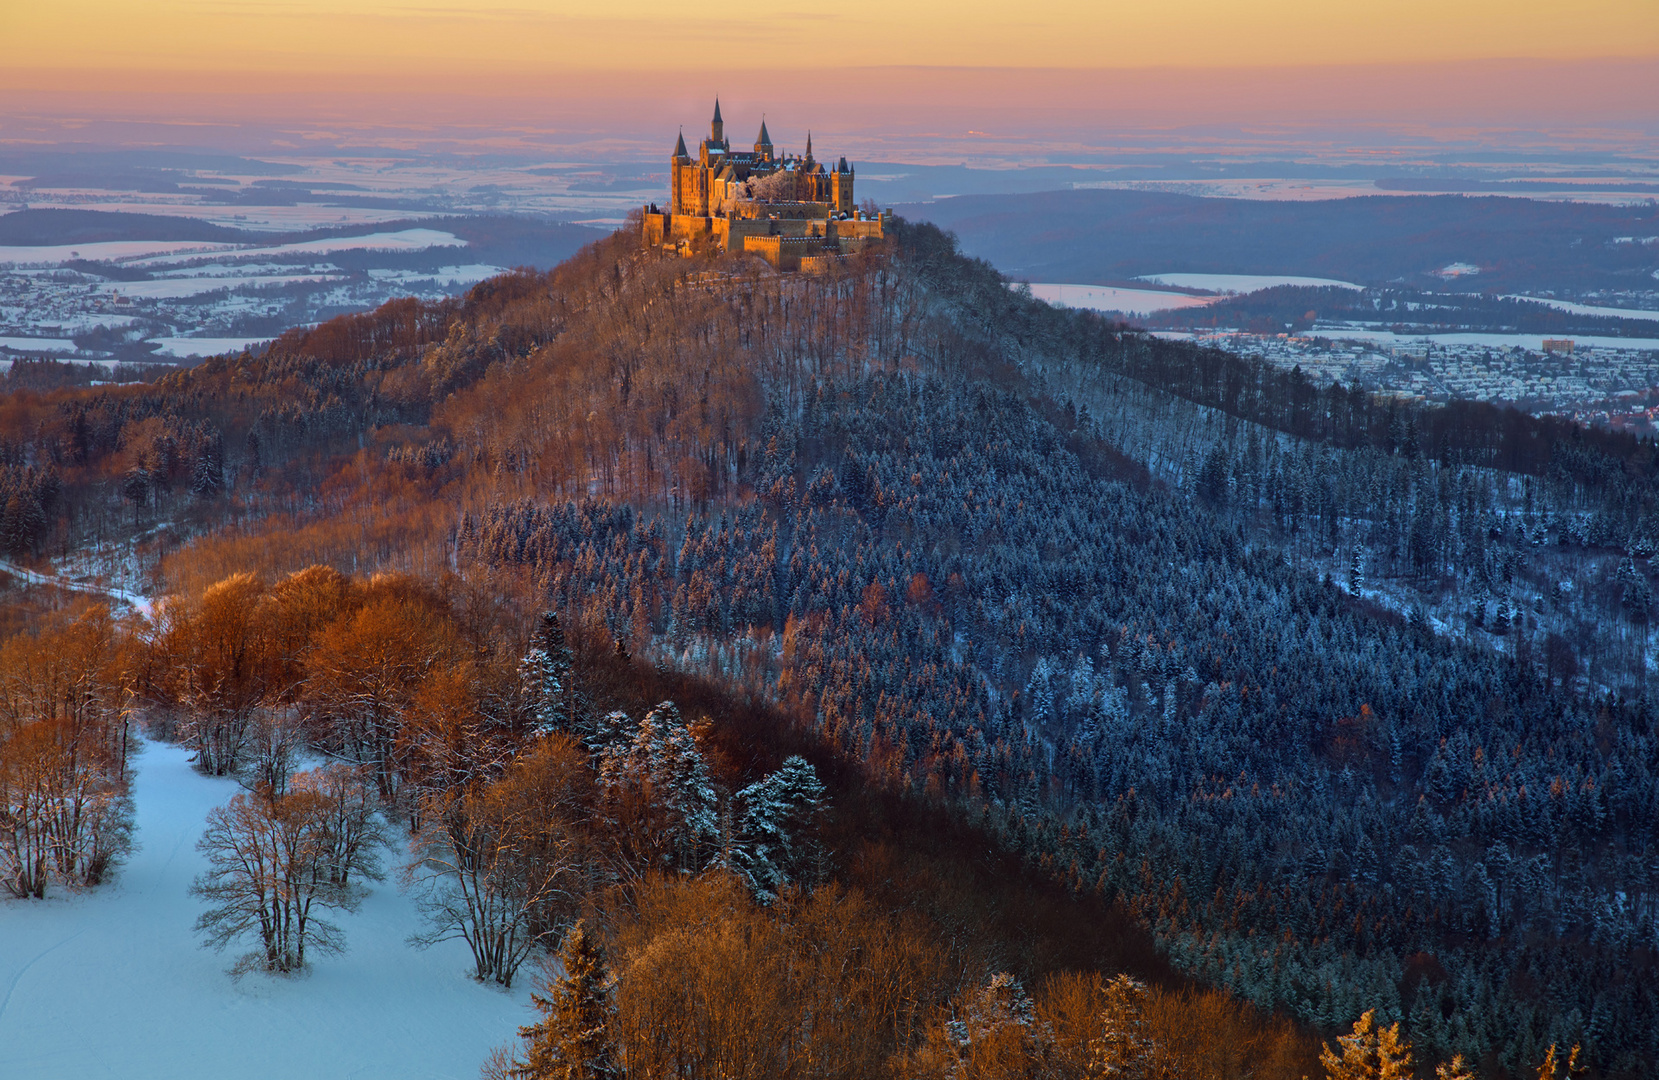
2, 2, 1656, 167
9, 0, 1657, 86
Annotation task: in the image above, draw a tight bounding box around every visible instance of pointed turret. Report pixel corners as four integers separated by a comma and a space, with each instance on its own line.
804, 130, 814, 163
754, 118, 773, 160
673, 129, 689, 161
710, 98, 724, 144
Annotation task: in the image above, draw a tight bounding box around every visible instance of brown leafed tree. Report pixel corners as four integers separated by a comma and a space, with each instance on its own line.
0, 607, 134, 897
303, 588, 461, 802
158, 572, 276, 776
406, 734, 598, 987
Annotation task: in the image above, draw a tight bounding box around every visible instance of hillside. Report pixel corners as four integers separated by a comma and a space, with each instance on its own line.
4, 223, 1659, 1077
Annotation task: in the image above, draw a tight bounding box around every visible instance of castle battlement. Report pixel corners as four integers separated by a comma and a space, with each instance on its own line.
641, 100, 887, 268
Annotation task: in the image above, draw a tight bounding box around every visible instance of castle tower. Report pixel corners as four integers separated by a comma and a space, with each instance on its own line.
803, 130, 814, 165
670, 130, 690, 214
710, 98, 724, 146
754, 118, 773, 162
834, 156, 855, 214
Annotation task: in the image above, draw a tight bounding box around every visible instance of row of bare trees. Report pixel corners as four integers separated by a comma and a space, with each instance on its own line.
0, 605, 134, 898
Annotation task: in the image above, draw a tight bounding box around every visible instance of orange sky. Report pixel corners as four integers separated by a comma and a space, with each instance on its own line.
9, 0, 1657, 90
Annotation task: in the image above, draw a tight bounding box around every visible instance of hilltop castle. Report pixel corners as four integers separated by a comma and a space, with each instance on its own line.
641, 100, 888, 270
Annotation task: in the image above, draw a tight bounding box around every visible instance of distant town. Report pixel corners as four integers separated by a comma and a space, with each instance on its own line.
1176, 330, 1659, 433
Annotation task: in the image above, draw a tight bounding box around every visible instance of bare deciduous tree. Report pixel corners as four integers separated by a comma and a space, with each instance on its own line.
191, 768, 384, 975
405, 735, 598, 987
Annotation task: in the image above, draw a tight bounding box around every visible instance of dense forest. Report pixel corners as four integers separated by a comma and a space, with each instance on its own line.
3, 216, 1656, 1077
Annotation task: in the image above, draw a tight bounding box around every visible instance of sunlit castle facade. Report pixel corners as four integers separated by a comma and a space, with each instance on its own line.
642, 100, 888, 270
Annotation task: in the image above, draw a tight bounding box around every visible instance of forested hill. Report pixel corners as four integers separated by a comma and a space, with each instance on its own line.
5, 221, 1659, 1076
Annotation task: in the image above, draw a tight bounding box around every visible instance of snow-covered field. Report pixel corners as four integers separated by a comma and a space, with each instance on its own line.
149, 337, 275, 359
97, 275, 344, 301
1507, 296, 1659, 322
0, 336, 76, 354
132, 229, 466, 269
1137, 272, 1363, 292
1025, 282, 1215, 315
0, 739, 532, 1080
0, 241, 238, 266
367, 264, 508, 287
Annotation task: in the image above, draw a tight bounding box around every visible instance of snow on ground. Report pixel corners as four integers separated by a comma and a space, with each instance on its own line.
1299, 328, 1659, 351
0, 739, 533, 1080
367, 264, 508, 287
0, 336, 77, 354
1150, 328, 1659, 352
15, 201, 433, 234
133, 229, 467, 268
0, 241, 239, 266
1137, 273, 1363, 292
1506, 296, 1659, 322
1025, 283, 1216, 315
149, 337, 273, 358
98, 275, 343, 301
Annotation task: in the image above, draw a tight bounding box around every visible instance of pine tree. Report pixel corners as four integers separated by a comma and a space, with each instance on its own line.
1436, 1054, 1475, 1080
522, 612, 578, 738
1535, 1043, 1585, 1080
513, 922, 620, 1080
732, 754, 827, 900
1088, 974, 1155, 1079
1321, 1010, 1413, 1080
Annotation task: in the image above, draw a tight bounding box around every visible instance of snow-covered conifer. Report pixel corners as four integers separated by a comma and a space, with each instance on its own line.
732, 754, 828, 900
522, 612, 579, 738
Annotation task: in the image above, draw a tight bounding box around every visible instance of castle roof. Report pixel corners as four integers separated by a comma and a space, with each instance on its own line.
756, 119, 772, 146
673, 130, 688, 158
712, 98, 723, 123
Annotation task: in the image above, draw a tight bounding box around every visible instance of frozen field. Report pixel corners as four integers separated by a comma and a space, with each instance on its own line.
0, 739, 532, 1080
1138, 272, 1363, 293
0, 336, 76, 354
149, 336, 276, 358
1026, 282, 1215, 315
1507, 296, 1659, 321
98, 275, 343, 300
131, 229, 467, 268
0, 240, 237, 266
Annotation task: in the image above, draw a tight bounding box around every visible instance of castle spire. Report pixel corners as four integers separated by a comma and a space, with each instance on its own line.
710, 98, 724, 144
673, 129, 688, 160
804, 130, 813, 161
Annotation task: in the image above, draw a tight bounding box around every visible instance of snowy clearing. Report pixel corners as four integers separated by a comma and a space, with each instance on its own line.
1152, 328, 1659, 352
0, 337, 77, 354
98, 276, 344, 301
1504, 296, 1659, 322
148, 336, 275, 358
367, 264, 509, 286
0, 739, 532, 1080
0, 241, 239, 266
133, 229, 468, 268
1025, 283, 1216, 315
1137, 273, 1363, 292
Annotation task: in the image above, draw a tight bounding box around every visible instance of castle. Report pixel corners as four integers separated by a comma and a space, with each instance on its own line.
641, 100, 888, 270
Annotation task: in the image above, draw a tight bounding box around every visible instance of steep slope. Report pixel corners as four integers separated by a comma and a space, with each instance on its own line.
5, 224, 1659, 1075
